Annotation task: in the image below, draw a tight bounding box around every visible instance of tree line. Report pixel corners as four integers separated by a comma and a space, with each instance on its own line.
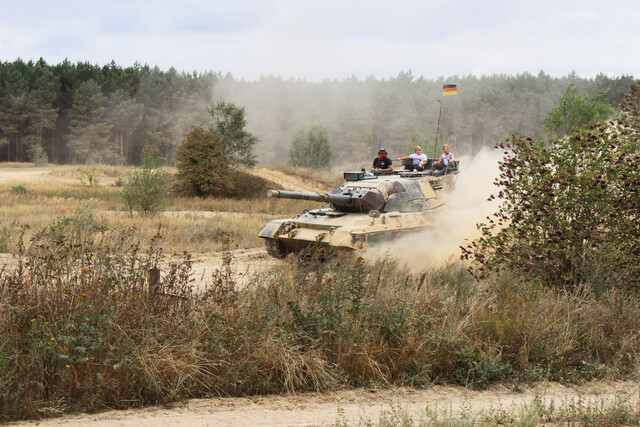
0, 58, 216, 165
0, 58, 635, 166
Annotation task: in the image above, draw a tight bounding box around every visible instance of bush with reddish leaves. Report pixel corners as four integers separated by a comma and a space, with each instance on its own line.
464, 82, 640, 291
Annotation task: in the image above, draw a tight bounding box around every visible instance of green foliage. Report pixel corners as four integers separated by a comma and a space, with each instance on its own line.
207, 100, 257, 168
0, 58, 58, 162
0, 59, 217, 164
620, 80, 640, 130
10, 185, 27, 194
288, 122, 332, 169
123, 141, 168, 214
543, 83, 615, 137
27, 143, 48, 166
175, 126, 231, 197
464, 85, 640, 289
407, 125, 435, 157
107, 88, 144, 163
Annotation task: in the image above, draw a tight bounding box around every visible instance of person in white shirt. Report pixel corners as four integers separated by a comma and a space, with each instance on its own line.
396, 146, 428, 171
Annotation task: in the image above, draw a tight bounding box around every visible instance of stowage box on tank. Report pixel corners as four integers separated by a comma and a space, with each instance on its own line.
258, 161, 459, 258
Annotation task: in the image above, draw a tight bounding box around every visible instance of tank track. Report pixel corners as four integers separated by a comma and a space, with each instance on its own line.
265, 238, 288, 258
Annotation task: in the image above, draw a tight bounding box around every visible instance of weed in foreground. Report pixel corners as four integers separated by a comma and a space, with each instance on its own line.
334, 389, 640, 426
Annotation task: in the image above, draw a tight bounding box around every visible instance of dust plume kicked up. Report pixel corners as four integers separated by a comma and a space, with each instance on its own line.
361, 148, 504, 270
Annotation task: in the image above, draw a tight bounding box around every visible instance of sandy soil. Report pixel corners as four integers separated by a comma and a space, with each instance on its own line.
179, 247, 280, 289
0, 247, 278, 291
249, 168, 332, 193
7, 381, 639, 426
0, 167, 61, 183
0, 165, 122, 186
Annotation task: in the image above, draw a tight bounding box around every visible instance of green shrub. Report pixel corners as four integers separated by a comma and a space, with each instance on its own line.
123, 142, 168, 214
175, 127, 231, 197
175, 127, 270, 199
288, 122, 332, 170
225, 169, 270, 199
10, 185, 27, 194
27, 144, 48, 166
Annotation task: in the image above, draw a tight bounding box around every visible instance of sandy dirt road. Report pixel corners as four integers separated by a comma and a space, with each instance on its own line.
0, 165, 329, 193
7, 381, 639, 426
180, 247, 280, 289
0, 247, 279, 291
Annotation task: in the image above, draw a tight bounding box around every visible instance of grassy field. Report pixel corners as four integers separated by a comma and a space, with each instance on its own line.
1, 163, 640, 424
0, 164, 329, 254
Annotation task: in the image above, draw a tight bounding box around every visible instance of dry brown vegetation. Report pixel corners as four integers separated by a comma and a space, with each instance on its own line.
2, 163, 640, 425
0, 164, 324, 254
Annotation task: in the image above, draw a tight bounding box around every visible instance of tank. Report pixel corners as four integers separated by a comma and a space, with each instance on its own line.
259, 161, 459, 258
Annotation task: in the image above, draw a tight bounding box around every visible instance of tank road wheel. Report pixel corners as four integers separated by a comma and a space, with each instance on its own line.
265, 238, 289, 258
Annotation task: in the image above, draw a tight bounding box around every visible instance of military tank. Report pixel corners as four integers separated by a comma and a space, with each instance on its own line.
259, 160, 459, 258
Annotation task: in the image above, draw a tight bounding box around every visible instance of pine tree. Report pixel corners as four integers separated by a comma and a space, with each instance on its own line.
66, 80, 113, 163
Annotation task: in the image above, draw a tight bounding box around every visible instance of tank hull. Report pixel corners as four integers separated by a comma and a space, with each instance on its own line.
259, 168, 458, 257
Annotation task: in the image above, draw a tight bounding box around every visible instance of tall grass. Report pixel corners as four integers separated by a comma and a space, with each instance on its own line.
2, 207, 640, 421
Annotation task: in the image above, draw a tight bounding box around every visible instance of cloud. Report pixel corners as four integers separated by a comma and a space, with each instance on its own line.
1, 0, 638, 80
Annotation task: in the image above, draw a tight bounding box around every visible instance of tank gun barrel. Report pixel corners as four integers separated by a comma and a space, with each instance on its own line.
267, 190, 353, 205
267, 189, 386, 212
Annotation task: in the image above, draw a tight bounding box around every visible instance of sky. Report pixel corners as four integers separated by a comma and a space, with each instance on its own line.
1, 0, 639, 82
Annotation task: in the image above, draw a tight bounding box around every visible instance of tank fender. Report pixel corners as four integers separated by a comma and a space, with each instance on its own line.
258, 220, 287, 239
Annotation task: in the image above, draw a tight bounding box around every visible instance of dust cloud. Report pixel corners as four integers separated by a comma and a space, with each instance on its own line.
362, 148, 504, 270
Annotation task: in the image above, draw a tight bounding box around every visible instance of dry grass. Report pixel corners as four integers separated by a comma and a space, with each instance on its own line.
0, 164, 328, 254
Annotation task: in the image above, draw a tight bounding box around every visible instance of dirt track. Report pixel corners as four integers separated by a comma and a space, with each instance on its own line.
182, 247, 280, 289
9, 381, 639, 426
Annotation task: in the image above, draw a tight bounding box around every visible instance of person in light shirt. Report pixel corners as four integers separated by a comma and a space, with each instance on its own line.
431, 144, 455, 174
396, 146, 427, 171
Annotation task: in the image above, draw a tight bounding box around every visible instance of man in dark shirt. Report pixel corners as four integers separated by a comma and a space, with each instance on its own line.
371, 148, 393, 172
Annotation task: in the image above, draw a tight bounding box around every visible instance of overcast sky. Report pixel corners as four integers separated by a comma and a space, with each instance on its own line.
1, 0, 639, 82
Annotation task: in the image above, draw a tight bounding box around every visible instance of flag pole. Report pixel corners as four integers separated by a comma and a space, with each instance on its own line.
434, 98, 443, 158
435, 84, 457, 157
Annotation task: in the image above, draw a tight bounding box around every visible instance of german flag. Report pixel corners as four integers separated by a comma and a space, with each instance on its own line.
443, 84, 458, 96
